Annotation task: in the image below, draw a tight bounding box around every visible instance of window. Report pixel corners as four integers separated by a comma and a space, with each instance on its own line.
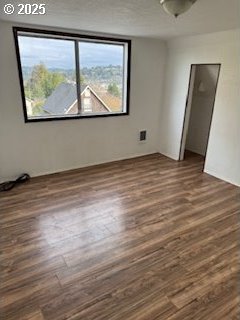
13, 27, 131, 122
83, 98, 92, 113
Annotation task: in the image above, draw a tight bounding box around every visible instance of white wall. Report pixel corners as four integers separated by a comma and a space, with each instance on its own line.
159, 29, 240, 186
0, 21, 167, 181
185, 65, 220, 156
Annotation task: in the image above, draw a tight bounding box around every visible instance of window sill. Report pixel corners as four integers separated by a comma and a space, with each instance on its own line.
24, 112, 129, 123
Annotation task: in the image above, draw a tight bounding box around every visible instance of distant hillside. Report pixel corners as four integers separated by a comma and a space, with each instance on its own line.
22, 65, 123, 87
81, 65, 123, 87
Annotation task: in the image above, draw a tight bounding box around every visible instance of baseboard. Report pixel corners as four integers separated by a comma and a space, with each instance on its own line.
0, 151, 159, 182
204, 167, 240, 187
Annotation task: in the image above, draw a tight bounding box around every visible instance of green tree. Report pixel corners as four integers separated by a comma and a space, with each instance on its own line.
25, 63, 66, 100
44, 72, 65, 97
108, 83, 120, 97
32, 100, 44, 116
25, 64, 48, 99
80, 75, 85, 84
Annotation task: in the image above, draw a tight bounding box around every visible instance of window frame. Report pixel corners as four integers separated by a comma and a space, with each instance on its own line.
13, 27, 131, 123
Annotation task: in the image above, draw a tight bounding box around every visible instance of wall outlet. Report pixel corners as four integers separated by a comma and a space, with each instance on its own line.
140, 130, 147, 141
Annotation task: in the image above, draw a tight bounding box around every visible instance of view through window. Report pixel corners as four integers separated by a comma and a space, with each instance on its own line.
14, 28, 131, 121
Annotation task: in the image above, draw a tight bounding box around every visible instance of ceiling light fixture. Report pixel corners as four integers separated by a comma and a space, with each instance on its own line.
160, 0, 197, 18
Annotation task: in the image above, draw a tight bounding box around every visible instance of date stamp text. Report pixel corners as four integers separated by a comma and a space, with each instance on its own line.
3, 3, 46, 15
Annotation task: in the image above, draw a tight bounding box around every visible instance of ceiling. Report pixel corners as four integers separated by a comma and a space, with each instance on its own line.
1, 0, 239, 39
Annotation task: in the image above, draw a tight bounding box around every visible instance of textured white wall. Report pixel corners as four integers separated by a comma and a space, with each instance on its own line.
0, 21, 167, 181
159, 29, 240, 186
186, 65, 220, 156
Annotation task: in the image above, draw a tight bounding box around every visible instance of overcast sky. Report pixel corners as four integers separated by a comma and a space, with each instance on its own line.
18, 36, 123, 69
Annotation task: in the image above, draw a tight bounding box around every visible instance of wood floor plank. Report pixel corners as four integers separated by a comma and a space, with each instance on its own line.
1, 152, 239, 319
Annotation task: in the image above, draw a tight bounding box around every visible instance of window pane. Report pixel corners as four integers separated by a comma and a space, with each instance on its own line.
18, 36, 77, 118
79, 42, 124, 115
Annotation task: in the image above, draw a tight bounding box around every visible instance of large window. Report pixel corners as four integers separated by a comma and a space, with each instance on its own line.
13, 27, 131, 122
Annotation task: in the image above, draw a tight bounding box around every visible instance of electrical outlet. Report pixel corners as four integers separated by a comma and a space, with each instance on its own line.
140, 130, 147, 141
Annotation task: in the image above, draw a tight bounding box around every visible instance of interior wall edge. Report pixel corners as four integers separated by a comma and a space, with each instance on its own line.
204, 167, 240, 188
159, 29, 240, 186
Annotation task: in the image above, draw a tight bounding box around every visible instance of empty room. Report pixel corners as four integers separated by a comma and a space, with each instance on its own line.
0, 0, 239, 319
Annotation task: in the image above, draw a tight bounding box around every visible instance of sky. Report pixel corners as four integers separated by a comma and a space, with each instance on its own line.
18, 36, 124, 69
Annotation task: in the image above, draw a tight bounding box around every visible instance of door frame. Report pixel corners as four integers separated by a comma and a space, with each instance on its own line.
178, 63, 221, 162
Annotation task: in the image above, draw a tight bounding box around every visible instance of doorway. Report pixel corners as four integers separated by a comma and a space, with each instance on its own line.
179, 64, 221, 169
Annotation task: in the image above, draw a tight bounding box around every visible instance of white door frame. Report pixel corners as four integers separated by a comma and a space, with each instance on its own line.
179, 65, 196, 161
178, 63, 221, 163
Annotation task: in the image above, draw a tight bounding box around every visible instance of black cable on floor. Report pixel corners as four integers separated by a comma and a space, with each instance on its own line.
0, 173, 30, 192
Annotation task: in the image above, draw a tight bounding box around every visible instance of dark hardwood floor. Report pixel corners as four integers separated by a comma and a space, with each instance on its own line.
0, 153, 239, 320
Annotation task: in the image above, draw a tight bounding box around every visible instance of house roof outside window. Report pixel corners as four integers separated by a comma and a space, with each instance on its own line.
42, 82, 122, 115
